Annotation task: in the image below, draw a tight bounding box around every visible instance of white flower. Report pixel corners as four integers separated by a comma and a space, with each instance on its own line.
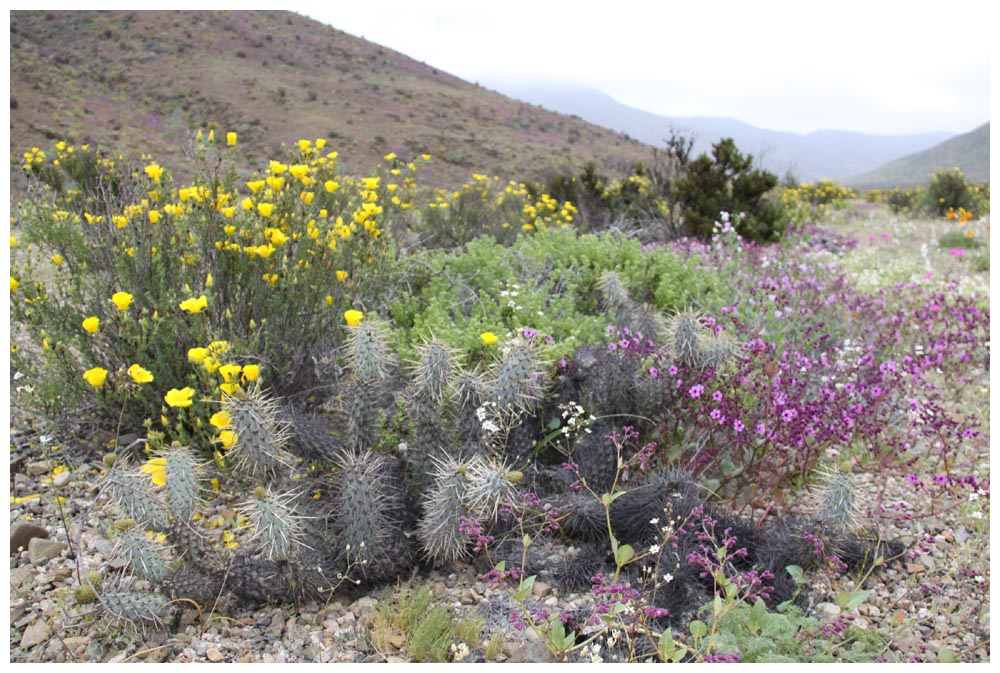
663, 573, 674, 584
649, 544, 661, 554
649, 517, 659, 526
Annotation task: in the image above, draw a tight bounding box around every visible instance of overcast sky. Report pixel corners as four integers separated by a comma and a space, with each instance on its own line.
301, 0, 991, 136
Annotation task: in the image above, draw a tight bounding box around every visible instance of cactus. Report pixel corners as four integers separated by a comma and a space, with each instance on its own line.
343, 381, 381, 452
346, 318, 395, 383
598, 270, 632, 316
663, 310, 705, 367
484, 338, 546, 421
161, 443, 202, 521
98, 591, 171, 628
417, 455, 518, 564
410, 339, 457, 405
102, 461, 170, 529
112, 523, 173, 585
223, 385, 296, 479
331, 449, 413, 582
805, 466, 865, 533
284, 406, 341, 463
241, 485, 305, 562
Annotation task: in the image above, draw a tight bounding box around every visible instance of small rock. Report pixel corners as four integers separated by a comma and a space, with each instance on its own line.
532, 580, 552, 598
26, 461, 50, 476
206, 647, 224, 662
815, 602, 841, 620
20, 619, 51, 649
28, 537, 67, 563
459, 589, 476, 605
388, 634, 407, 650
10, 522, 49, 555
906, 563, 926, 575
386, 656, 407, 663
507, 639, 557, 663
349, 596, 377, 616
53, 470, 72, 487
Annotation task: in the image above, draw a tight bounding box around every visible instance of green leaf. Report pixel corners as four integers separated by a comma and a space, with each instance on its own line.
546, 417, 561, 431
513, 574, 536, 602
835, 589, 871, 611
601, 490, 628, 507
785, 564, 805, 585
658, 628, 679, 662
615, 543, 635, 566
689, 620, 707, 638
938, 646, 957, 663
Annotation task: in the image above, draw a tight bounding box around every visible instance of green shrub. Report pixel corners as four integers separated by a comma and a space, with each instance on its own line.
671, 138, 785, 243
938, 231, 984, 250
924, 167, 975, 216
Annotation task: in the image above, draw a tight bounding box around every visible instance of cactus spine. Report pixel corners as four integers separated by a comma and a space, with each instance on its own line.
223, 385, 295, 478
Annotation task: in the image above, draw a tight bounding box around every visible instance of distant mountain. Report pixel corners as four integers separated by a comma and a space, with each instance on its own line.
491, 84, 956, 183
845, 123, 990, 190
9, 11, 655, 194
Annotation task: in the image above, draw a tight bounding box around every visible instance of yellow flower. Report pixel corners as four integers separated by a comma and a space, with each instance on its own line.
363, 177, 380, 190
127, 364, 154, 384
164, 387, 196, 408
188, 347, 209, 363
144, 163, 164, 183
344, 309, 364, 327
219, 382, 240, 396
300, 191, 314, 205
111, 291, 133, 311
315, 138, 327, 149
82, 316, 100, 334
480, 332, 499, 346
218, 363, 242, 383
113, 215, 128, 229
140, 457, 167, 487
10, 277, 19, 293
148, 210, 160, 224
82, 367, 108, 387
227, 132, 237, 146
10, 235, 17, 247
209, 410, 231, 429
257, 203, 274, 217
336, 270, 349, 282
242, 364, 260, 382
51, 254, 64, 266
324, 180, 339, 193
384, 152, 397, 161
179, 295, 208, 314
325, 294, 333, 306
206, 272, 214, 288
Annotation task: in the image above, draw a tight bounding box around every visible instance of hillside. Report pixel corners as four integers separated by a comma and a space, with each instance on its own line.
9, 10, 654, 193
492, 83, 956, 182
845, 123, 990, 189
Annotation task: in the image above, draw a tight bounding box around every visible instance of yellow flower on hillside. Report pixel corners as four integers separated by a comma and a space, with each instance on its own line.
51, 254, 64, 266
164, 387, 196, 408
188, 347, 209, 363
242, 364, 261, 382
480, 332, 499, 346
127, 363, 154, 384
218, 363, 242, 383
148, 210, 160, 224
227, 132, 237, 147
384, 152, 397, 161
257, 203, 274, 218
325, 294, 333, 306
144, 163, 164, 183
140, 457, 168, 487
179, 295, 208, 314
10, 277, 19, 293
113, 215, 128, 229
269, 160, 288, 175
298, 139, 311, 152
344, 309, 364, 327
336, 270, 349, 282
217, 430, 238, 449
82, 316, 100, 334
363, 177, 380, 190
324, 180, 339, 193
111, 291, 133, 311
209, 410, 231, 429
82, 367, 108, 387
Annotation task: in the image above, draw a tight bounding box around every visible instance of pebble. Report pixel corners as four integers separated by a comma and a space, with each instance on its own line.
20, 619, 51, 649
531, 580, 551, 598
28, 538, 67, 564
53, 470, 72, 487
206, 647, 224, 662
27, 461, 50, 476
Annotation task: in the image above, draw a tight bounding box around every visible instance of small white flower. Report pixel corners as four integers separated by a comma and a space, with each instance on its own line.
649, 517, 659, 526
970, 510, 983, 519
649, 544, 660, 554
663, 573, 674, 584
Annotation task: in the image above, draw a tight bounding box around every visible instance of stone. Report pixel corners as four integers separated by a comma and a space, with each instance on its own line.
814, 602, 841, 620
28, 537, 67, 564
19, 620, 51, 649
388, 633, 407, 650
349, 596, 377, 616
10, 522, 49, 556
26, 461, 50, 476
531, 580, 552, 598
206, 647, 224, 662
53, 470, 72, 487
